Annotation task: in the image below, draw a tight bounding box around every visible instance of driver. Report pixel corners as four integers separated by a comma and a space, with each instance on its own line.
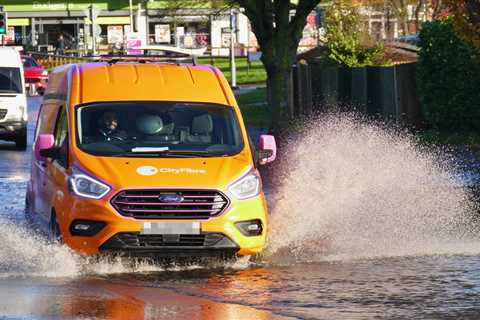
98, 111, 128, 141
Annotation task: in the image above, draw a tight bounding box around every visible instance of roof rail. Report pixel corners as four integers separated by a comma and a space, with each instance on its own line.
136, 45, 207, 57
91, 55, 196, 65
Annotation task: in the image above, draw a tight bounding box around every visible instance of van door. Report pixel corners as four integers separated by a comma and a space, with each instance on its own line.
42, 106, 69, 228
31, 103, 57, 227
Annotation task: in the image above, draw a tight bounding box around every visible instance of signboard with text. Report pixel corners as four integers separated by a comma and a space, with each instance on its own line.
107, 25, 123, 44
4, 26, 15, 44
126, 32, 142, 55
154, 24, 170, 44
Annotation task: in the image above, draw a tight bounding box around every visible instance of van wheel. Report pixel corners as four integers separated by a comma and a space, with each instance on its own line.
14, 129, 27, 150
24, 197, 34, 226
49, 212, 62, 243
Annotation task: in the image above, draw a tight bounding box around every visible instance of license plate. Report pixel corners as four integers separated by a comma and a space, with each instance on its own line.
141, 221, 200, 235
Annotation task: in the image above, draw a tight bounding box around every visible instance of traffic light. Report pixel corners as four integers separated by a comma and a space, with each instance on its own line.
0, 12, 7, 35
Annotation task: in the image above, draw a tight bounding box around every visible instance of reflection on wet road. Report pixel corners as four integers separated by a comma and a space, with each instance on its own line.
1, 98, 480, 319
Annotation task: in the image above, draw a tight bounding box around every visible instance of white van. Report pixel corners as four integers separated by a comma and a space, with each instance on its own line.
0, 47, 27, 149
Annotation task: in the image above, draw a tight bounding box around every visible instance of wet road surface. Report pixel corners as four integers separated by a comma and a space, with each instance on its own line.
1, 98, 480, 319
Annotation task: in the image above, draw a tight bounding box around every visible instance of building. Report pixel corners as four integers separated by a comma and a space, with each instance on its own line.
2, 1, 320, 56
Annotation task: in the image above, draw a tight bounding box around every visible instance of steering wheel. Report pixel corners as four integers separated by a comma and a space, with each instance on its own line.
109, 135, 126, 142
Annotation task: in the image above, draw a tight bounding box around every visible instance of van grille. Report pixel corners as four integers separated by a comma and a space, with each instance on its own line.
109, 233, 227, 247
0, 109, 7, 120
111, 189, 230, 220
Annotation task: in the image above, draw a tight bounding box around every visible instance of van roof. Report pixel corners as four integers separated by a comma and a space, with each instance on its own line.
0, 47, 22, 68
63, 62, 233, 106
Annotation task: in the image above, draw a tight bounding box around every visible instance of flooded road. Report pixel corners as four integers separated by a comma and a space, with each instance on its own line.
1, 98, 480, 319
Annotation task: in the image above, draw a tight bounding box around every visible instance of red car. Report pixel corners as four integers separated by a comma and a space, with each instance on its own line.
21, 55, 48, 95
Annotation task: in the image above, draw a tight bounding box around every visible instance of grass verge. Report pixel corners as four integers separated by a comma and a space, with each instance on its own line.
234, 87, 271, 129
197, 57, 266, 85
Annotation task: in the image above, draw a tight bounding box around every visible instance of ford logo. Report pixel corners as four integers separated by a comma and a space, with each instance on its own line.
159, 194, 184, 203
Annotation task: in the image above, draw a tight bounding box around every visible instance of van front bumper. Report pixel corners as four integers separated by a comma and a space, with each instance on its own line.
0, 121, 27, 140
60, 193, 269, 257
98, 232, 240, 258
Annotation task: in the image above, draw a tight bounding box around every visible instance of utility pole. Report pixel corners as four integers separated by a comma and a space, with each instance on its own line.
89, 5, 96, 55
229, 8, 237, 89
129, 0, 134, 32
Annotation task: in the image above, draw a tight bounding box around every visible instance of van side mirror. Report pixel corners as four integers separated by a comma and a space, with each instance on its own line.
258, 134, 277, 165
34, 133, 54, 161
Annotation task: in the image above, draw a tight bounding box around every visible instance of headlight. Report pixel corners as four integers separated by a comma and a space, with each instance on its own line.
228, 168, 261, 200
41, 70, 48, 76
68, 172, 110, 199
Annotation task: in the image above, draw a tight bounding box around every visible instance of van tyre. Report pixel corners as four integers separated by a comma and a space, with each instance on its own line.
50, 212, 62, 243
14, 128, 27, 150
24, 197, 34, 226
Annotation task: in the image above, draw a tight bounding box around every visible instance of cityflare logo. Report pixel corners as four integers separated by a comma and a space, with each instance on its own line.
136, 166, 207, 176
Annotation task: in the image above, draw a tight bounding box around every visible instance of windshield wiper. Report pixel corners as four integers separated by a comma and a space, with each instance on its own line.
114, 150, 218, 158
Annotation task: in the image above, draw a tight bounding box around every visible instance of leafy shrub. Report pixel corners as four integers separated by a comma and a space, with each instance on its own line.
417, 19, 480, 130
324, 1, 387, 67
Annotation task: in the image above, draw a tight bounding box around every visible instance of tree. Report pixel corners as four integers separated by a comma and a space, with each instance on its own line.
417, 19, 480, 129
324, 1, 386, 67
429, 0, 447, 19
359, 0, 446, 36
161, 0, 321, 125
445, 0, 480, 51
386, 0, 412, 35
228, 0, 322, 124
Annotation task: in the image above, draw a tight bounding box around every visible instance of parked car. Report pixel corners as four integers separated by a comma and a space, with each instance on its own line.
21, 55, 48, 96
396, 34, 420, 46
26, 57, 277, 259
0, 47, 28, 149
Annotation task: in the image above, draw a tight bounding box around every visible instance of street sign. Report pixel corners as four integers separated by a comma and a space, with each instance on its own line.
93, 25, 102, 37
82, 7, 101, 21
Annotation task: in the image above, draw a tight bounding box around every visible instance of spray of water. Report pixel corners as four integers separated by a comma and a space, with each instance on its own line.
264, 113, 479, 263
1, 113, 478, 277
0, 220, 80, 278
0, 219, 250, 278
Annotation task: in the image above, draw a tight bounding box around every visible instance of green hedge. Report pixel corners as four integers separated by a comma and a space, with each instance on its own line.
417, 19, 480, 130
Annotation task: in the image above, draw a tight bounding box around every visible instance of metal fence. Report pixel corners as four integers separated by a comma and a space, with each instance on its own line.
290, 62, 422, 127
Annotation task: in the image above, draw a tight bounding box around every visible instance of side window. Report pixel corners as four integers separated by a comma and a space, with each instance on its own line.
54, 106, 69, 168
34, 104, 43, 141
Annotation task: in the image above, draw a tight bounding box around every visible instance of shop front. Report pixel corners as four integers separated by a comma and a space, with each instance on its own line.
0, 1, 281, 56
2, 1, 132, 53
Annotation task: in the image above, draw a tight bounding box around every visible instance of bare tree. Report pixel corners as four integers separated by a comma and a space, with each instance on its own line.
386, 0, 411, 35
430, 0, 446, 19
414, 0, 426, 30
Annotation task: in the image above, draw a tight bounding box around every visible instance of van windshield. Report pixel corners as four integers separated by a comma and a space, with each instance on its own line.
0, 67, 22, 94
76, 102, 245, 157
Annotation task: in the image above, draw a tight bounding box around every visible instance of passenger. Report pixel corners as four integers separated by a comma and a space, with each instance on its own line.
98, 111, 128, 141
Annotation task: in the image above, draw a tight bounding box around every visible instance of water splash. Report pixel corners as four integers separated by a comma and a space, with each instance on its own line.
1, 112, 478, 276
264, 113, 479, 263
0, 220, 81, 278
0, 219, 253, 278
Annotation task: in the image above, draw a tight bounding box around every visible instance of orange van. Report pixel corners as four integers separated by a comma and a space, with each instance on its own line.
26, 59, 276, 258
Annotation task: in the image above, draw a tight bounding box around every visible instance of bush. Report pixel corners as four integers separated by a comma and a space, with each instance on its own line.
324, 1, 387, 67
417, 19, 480, 130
